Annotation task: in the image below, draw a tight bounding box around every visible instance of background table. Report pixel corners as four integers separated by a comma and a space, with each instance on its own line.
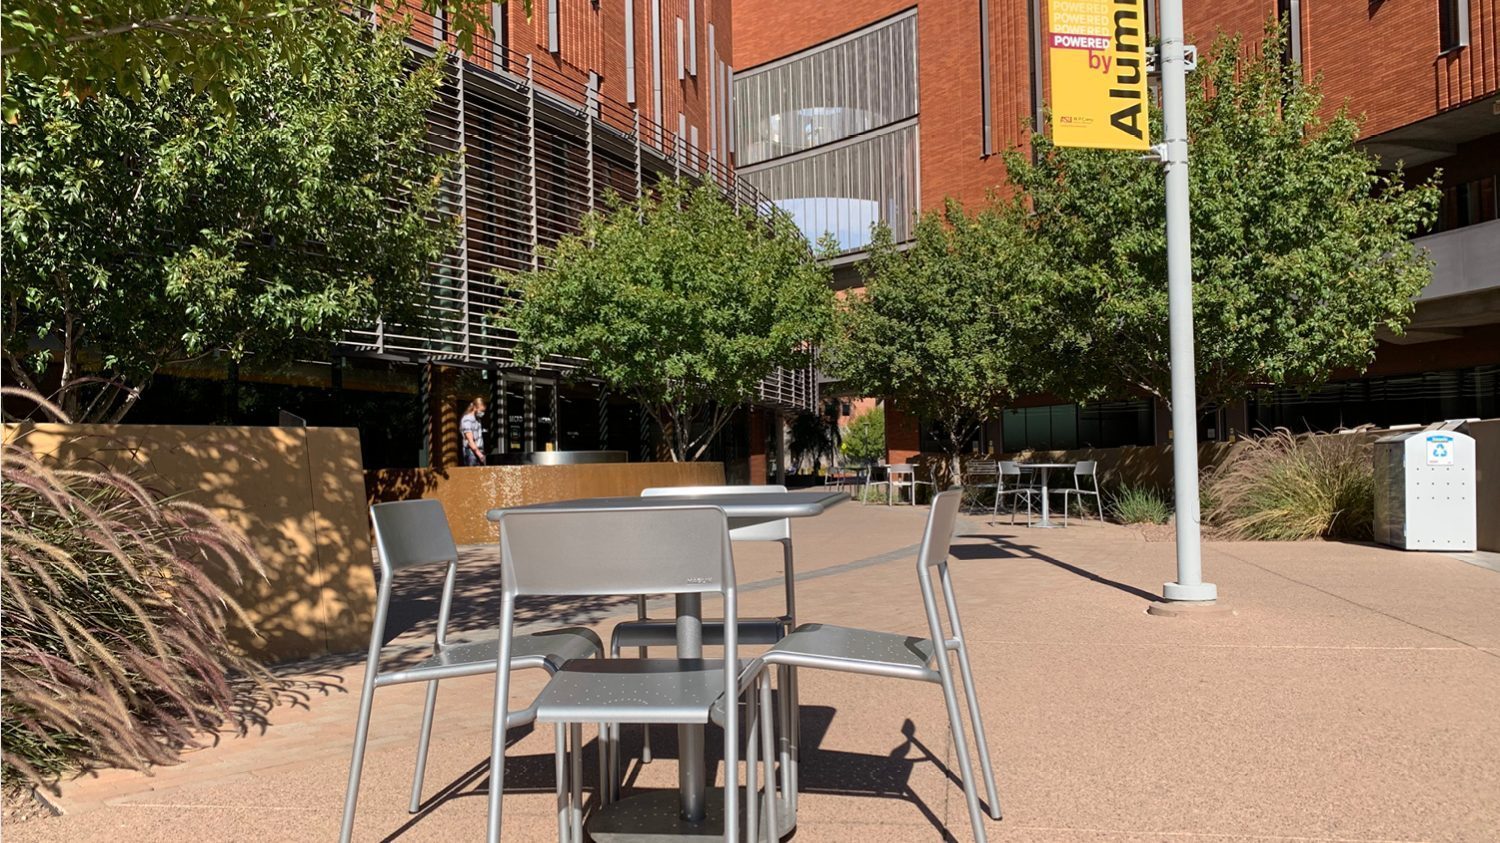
487, 489, 848, 841
1016, 463, 1077, 528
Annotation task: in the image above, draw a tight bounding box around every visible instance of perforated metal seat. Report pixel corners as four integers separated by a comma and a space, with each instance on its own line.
536, 658, 760, 726
380, 628, 602, 687
766, 623, 938, 681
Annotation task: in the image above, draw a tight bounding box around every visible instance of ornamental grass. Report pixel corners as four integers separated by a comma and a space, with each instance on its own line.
1204, 428, 1375, 541
1, 389, 270, 793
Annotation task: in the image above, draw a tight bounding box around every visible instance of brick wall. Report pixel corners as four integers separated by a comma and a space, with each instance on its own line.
390, 0, 726, 162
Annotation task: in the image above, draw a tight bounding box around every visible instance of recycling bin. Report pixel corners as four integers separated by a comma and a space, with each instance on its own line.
1373, 426, 1477, 551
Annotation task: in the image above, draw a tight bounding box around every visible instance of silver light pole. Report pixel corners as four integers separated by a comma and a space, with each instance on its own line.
1158, 0, 1216, 602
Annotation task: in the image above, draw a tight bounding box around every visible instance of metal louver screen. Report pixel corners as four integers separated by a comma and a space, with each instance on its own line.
342, 16, 816, 413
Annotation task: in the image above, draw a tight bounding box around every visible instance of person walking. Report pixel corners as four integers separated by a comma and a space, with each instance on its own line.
460, 397, 486, 466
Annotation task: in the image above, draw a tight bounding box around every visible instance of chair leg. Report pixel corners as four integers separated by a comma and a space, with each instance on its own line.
569, 723, 583, 843
635, 596, 654, 764
597, 722, 610, 805
745, 685, 759, 843
936, 654, 990, 843
953, 642, 1003, 820
555, 725, 569, 843
338, 668, 381, 843
408, 679, 440, 813
759, 672, 779, 839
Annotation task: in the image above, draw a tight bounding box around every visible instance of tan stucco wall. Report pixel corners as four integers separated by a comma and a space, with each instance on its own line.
4, 424, 373, 663
366, 462, 727, 544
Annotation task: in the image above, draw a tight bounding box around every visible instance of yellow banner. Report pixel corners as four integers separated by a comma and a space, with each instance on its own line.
1048, 0, 1150, 150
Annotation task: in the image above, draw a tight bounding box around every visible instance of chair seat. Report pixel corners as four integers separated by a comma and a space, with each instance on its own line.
765, 623, 938, 681
378, 627, 602, 687
535, 658, 745, 725
612, 617, 789, 650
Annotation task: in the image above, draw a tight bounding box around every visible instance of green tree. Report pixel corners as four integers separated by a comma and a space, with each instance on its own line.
507, 180, 834, 462
1005, 21, 1440, 410
828, 204, 1041, 485
840, 406, 886, 467
1, 1, 515, 115
2, 15, 454, 421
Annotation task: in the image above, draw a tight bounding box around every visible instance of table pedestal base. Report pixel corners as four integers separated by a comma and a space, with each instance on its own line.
588, 789, 795, 843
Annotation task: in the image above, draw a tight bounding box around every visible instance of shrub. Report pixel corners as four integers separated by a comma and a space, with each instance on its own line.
1, 390, 270, 792
1110, 486, 1173, 525
1205, 429, 1374, 541
841, 407, 886, 466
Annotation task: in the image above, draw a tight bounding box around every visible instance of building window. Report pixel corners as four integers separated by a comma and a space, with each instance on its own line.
491, 2, 509, 69
1438, 174, 1498, 231
1000, 401, 1154, 452
546, 0, 559, 53
1439, 0, 1469, 52
1277, 0, 1302, 69
651, 0, 663, 143
625, 0, 637, 104
979, 0, 993, 157
688, 0, 698, 76
677, 17, 686, 80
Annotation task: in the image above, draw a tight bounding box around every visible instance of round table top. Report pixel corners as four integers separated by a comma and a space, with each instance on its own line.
1016, 462, 1077, 469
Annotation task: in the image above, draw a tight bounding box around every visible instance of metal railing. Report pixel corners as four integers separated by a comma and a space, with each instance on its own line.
342, 11, 816, 412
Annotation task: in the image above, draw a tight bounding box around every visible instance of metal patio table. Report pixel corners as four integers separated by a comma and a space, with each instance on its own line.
487, 489, 848, 841
1016, 462, 1077, 529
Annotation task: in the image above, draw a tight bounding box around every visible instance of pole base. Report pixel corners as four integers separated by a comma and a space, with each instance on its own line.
1162, 581, 1218, 602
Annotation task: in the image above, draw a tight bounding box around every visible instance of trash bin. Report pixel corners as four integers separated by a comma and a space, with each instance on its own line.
1373, 424, 1477, 551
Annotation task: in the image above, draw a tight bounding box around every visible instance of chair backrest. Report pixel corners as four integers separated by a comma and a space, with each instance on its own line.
966, 460, 998, 475
370, 500, 459, 577
888, 464, 915, 478
497, 505, 735, 598
641, 484, 790, 542
913, 490, 971, 670
917, 489, 964, 570
998, 460, 1022, 477
1075, 460, 1098, 476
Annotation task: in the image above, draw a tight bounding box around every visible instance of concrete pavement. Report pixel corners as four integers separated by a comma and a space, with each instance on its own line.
11, 500, 1500, 842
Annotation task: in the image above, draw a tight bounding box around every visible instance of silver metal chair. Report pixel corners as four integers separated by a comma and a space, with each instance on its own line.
886, 463, 934, 505
992, 460, 1036, 525
1055, 459, 1103, 525
339, 500, 603, 843
615, 485, 798, 768
859, 463, 887, 503
489, 505, 770, 843
748, 489, 1002, 842
963, 460, 1000, 510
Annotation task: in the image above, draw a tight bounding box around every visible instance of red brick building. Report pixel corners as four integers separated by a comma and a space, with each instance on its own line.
732, 0, 1499, 461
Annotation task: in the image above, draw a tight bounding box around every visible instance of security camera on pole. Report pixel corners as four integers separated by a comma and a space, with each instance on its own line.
1045, 0, 1216, 603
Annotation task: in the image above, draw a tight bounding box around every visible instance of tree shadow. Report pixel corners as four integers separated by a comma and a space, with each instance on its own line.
949, 535, 1165, 603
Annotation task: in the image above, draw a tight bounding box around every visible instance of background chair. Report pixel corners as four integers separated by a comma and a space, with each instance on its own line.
340, 500, 602, 843
489, 505, 766, 843
746, 490, 1003, 842
992, 461, 1036, 525
1055, 459, 1104, 525
886, 463, 934, 506
962, 460, 1000, 511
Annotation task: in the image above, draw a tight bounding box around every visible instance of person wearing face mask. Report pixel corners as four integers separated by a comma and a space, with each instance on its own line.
460, 397, 487, 466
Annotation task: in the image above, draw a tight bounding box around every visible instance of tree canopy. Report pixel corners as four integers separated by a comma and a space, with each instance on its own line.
2, 14, 454, 420
1005, 22, 1440, 411
827, 203, 1043, 482
1, 1, 512, 116
506, 180, 834, 462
